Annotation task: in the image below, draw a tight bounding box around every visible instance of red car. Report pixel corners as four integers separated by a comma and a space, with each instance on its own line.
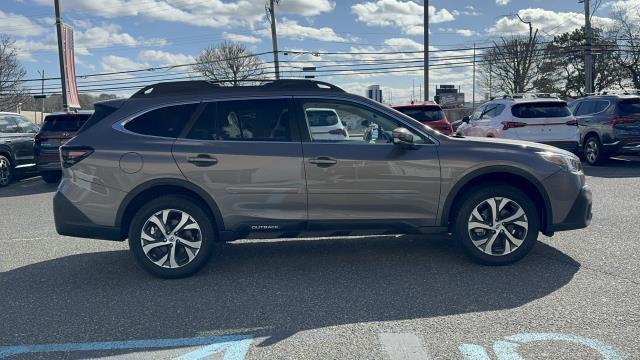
393, 102, 453, 135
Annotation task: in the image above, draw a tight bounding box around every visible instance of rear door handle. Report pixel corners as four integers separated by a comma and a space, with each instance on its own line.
187, 155, 218, 167
309, 156, 337, 166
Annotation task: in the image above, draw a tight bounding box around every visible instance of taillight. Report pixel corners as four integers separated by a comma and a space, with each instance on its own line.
34, 134, 45, 143
610, 116, 638, 125
565, 119, 578, 126
328, 128, 348, 137
60, 146, 93, 168
502, 121, 528, 130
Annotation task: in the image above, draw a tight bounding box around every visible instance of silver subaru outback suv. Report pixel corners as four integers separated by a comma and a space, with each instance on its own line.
54, 80, 592, 278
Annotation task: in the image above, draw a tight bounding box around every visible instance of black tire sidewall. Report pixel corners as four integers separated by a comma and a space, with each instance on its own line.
454, 185, 540, 265
128, 195, 216, 278
584, 136, 606, 166
0, 155, 12, 187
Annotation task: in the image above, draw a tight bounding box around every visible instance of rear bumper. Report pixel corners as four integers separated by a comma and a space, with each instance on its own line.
603, 140, 640, 154
35, 152, 62, 171
551, 185, 592, 232
54, 191, 124, 241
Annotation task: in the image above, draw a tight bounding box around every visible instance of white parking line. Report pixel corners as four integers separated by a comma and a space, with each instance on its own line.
379, 333, 430, 360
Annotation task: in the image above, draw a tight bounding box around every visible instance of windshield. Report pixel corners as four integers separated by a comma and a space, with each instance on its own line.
511, 102, 571, 118
307, 110, 339, 127
41, 114, 92, 132
395, 106, 445, 122
619, 99, 640, 116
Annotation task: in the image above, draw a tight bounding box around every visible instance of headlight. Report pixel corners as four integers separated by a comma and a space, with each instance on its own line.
537, 151, 583, 173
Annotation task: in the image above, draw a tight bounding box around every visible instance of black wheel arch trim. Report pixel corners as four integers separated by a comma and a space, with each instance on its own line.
440, 165, 553, 234
115, 178, 225, 237
0, 145, 15, 164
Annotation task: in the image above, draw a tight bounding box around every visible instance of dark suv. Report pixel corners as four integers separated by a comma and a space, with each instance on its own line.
569, 93, 640, 165
35, 111, 93, 183
53, 80, 592, 278
0, 112, 39, 187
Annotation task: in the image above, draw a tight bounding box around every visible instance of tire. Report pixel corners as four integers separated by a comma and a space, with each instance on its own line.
0, 155, 13, 187
41, 171, 62, 184
583, 135, 608, 166
453, 185, 540, 266
128, 195, 216, 278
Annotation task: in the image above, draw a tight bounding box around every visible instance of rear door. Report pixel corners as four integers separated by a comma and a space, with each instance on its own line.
295, 97, 441, 227
172, 98, 307, 234
510, 101, 576, 142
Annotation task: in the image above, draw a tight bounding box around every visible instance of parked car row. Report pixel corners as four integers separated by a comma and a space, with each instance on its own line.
444, 91, 640, 166
0, 111, 92, 187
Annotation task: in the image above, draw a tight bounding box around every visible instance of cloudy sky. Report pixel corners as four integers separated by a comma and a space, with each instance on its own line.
1, 0, 639, 103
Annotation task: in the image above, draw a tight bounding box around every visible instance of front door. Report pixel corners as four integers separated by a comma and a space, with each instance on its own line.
172, 98, 307, 234
295, 98, 441, 228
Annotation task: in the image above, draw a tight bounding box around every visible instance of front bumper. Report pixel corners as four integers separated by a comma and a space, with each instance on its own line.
551, 185, 592, 232
54, 191, 124, 241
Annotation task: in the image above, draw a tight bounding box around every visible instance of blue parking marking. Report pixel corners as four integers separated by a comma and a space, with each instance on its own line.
0, 335, 253, 359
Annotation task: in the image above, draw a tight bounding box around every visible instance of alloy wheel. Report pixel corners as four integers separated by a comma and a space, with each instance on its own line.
140, 209, 203, 268
585, 139, 599, 164
467, 197, 529, 256
0, 157, 11, 186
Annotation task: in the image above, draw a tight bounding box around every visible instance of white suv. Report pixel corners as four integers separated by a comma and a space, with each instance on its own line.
305, 108, 349, 141
458, 97, 580, 153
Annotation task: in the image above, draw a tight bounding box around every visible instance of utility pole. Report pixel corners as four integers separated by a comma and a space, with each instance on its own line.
489, 62, 492, 99
266, 0, 281, 80
580, 0, 593, 94
419, 83, 422, 102
54, 0, 68, 112
424, 0, 429, 101
412, 79, 415, 103
472, 43, 476, 108
38, 70, 45, 124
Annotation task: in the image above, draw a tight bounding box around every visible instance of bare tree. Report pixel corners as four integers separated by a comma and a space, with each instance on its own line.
193, 41, 265, 86
0, 36, 27, 112
479, 20, 543, 96
609, 10, 640, 89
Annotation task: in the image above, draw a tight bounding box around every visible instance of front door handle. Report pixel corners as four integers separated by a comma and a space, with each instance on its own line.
187, 155, 218, 167
309, 156, 337, 166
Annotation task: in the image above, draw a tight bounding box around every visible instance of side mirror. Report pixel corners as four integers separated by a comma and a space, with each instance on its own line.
392, 127, 415, 149
462, 116, 470, 123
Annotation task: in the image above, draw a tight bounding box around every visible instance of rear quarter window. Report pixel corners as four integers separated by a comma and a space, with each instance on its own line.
125, 103, 198, 138
511, 102, 571, 118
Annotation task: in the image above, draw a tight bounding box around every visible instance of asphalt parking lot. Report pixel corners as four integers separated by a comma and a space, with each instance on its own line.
1, 157, 639, 359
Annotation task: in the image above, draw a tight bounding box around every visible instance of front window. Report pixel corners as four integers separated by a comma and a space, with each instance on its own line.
301, 100, 428, 144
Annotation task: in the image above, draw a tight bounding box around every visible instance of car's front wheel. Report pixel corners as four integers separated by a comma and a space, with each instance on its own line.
128, 195, 216, 278
0, 155, 13, 187
454, 185, 540, 265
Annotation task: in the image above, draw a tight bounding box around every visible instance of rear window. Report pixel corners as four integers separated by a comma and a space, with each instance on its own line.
307, 110, 339, 127
396, 106, 445, 122
619, 99, 640, 116
511, 102, 571, 118
41, 114, 91, 132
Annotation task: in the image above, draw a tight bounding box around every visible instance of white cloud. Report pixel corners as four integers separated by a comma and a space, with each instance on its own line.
486, 8, 615, 36
496, 0, 510, 6
138, 50, 195, 66
439, 28, 480, 37
351, 0, 455, 35
31, 0, 334, 29
0, 10, 47, 37
73, 24, 166, 56
258, 19, 347, 42
222, 32, 261, 44
100, 55, 147, 74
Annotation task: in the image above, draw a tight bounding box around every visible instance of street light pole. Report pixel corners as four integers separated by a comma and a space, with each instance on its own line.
424, 0, 429, 101
267, 0, 281, 80
580, 0, 594, 94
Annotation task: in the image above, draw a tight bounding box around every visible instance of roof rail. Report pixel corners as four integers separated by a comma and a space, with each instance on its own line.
594, 89, 640, 96
508, 92, 560, 99
131, 79, 345, 98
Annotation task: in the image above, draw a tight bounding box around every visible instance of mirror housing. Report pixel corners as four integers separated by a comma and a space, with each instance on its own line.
462, 116, 470, 123
392, 127, 415, 149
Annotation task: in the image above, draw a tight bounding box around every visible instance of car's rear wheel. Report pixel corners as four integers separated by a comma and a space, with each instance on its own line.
128, 195, 216, 278
0, 155, 13, 187
584, 135, 607, 166
41, 171, 62, 184
454, 185, 539, 265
